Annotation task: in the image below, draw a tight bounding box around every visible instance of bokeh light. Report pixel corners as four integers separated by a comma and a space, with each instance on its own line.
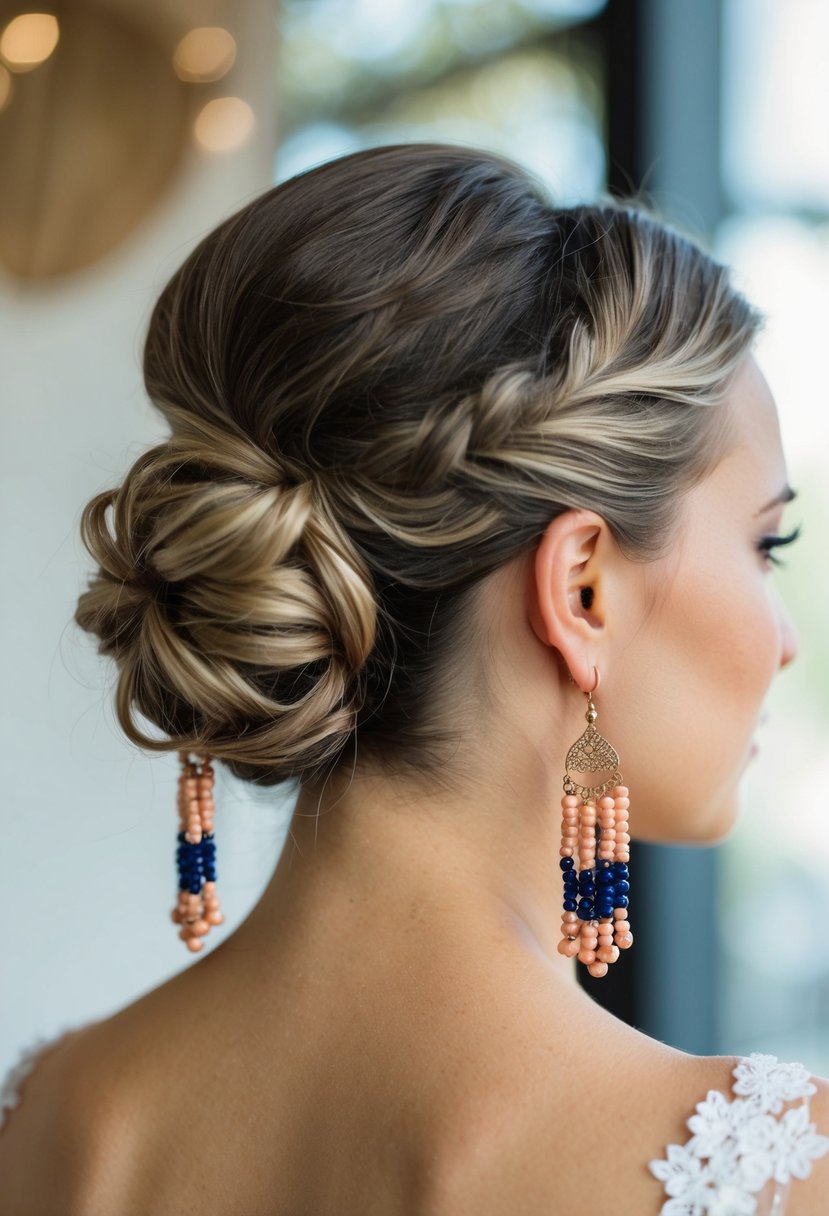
194, 96, 256, 152
173, 26, 236, 84
0, 11, 59, 71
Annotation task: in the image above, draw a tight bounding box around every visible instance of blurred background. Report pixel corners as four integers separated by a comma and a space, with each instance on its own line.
2, 0, 828, 1073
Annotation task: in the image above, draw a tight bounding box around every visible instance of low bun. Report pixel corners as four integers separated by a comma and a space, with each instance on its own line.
74, 402, 377, 786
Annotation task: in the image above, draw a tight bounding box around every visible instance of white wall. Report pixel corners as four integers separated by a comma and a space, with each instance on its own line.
0, 0, 297, 1066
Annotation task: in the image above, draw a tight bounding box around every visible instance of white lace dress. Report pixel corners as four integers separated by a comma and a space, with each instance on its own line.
2, 1031, 828, 1212
648, 1053, 829, 1215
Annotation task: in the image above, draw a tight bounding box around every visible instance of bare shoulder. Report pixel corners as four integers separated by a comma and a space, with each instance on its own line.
0, 1021, 111, 1216
428, 1009, 829, 1216
422, 977, 829, 1216
421, 993, 730, 1216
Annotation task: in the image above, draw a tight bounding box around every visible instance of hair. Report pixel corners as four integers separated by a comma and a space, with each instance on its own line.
74, 141, 764, 794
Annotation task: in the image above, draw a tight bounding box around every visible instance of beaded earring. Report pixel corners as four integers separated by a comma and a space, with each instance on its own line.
556, 666, 633, 977
172, 750, 224, 952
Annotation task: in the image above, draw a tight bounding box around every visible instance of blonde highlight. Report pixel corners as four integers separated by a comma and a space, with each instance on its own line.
74, 143, 763, 790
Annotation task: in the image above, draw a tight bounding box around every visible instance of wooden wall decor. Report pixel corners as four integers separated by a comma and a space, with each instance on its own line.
0, 2, 193, 280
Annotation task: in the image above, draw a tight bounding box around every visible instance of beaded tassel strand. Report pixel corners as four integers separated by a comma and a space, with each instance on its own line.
172, 750, 224, 952
556, 670, 633, 977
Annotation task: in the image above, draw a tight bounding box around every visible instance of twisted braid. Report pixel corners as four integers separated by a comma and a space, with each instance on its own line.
74, 143, 763, 788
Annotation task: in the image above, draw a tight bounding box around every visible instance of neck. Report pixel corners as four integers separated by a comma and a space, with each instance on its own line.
243, 762, 581, 993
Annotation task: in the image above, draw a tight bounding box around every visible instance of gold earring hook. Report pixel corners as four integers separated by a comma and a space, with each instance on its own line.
567, 665, 600, 695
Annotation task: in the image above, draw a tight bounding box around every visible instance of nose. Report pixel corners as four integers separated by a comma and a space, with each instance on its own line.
778, 598, 799, 670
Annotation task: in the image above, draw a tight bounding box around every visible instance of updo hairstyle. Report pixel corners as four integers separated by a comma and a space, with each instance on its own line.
74, 143, 763, 792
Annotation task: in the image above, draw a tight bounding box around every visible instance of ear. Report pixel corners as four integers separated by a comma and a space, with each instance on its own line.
526, 508, 607, 692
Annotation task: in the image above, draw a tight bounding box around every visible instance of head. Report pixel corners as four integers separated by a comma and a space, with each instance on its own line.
74, 142, 797, 848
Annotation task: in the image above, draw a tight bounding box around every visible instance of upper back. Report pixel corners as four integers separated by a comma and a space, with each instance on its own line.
3, 955, 829, 1216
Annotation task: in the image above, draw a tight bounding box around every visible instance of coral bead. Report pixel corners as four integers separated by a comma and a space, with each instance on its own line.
186, 937, 204, 953
597, 945, 620, 964
587, 961, 609, 977
206, 910, 225, 926
577, 948, 597, 965
558, 938, 580, 957
617, 932, 634, 948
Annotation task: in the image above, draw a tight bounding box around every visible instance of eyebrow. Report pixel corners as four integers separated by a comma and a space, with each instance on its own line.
754, 485, 798, 516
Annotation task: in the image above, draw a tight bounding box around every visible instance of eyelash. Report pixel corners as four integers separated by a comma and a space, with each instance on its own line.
757, 524, 802, 567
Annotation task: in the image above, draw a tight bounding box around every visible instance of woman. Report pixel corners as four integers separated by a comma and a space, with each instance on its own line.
1, 143, 827, 1215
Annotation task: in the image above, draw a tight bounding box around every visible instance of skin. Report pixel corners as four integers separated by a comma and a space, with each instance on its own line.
243, 348, 799, 982
1, 350, 816, 1215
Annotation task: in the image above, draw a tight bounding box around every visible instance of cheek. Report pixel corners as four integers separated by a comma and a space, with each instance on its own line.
710, 561, 784, 722
672, 554, 780, 721
610, 563, 780, 842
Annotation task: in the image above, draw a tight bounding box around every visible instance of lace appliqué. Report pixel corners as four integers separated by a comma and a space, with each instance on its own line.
648, 1054, 829, 1215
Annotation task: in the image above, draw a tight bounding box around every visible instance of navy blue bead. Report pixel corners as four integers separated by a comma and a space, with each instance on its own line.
613, 862, 629, 877
616, 880, 630, 895
577, 905, 594, 920
616, 895, 629, 908
563, 899, 578, 911
560, 857, 575, 871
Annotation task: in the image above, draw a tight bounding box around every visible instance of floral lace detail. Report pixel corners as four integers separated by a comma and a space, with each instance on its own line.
648, 1054, 829, 1215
